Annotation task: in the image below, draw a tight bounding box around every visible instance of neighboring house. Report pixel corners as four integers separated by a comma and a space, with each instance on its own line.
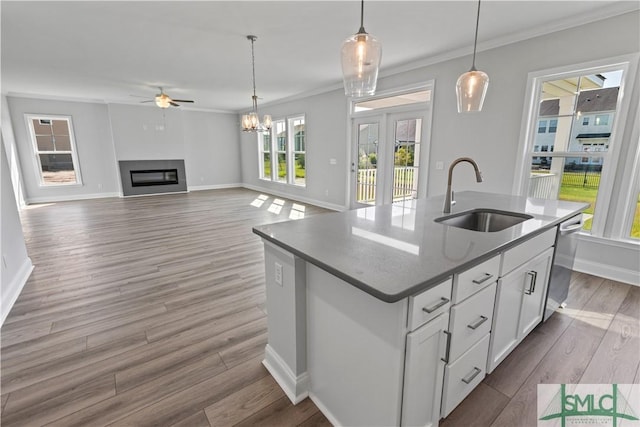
534, 84, 618, 170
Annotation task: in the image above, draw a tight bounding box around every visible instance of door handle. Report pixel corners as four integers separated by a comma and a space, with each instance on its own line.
472, 273, 493, 284
441, 330, 451, 363
461, 367, 482, 384
351, 162, 356, 173
422, 297, 450, 314
467, 315, 488, 330
525, 270, 537, 295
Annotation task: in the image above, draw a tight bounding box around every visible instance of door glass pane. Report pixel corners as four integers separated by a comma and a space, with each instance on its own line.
528, 156, 604, 232
630, 191, 640, 239
392, 119, 421, 204
356, 123, 379, 205
39, 153, 76, 184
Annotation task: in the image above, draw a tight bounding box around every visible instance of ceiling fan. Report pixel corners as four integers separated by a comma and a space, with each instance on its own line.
140, 87, 195, 108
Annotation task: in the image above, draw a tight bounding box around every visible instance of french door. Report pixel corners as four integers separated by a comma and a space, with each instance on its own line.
351, 111, 428, 208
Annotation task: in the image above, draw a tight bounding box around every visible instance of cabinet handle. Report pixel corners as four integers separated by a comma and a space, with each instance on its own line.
472, 273, 493, 284
461, 367, 482, 384
422, 297, 450, 314
441, 330, 451, 363
525, 271, 537, 295
467, 315, 488, 330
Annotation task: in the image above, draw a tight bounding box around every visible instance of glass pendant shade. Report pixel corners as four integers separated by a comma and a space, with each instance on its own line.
341, 32, 382, 97
456, 69, 489, 113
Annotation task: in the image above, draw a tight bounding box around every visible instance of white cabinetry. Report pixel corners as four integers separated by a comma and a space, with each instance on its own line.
441, 255, 499, 417
401, 312, 449, 427
487, 228, 556, 373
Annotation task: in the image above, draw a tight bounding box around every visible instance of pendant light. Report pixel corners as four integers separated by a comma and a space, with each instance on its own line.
456, 0, 489, 113
340, 0, 382, 97
242, 35, 272, 132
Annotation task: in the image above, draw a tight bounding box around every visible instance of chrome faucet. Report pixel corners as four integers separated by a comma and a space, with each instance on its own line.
443, 157, 483, 213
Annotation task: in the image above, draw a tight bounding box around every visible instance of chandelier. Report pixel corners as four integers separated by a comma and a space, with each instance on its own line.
242, 35, 272, 132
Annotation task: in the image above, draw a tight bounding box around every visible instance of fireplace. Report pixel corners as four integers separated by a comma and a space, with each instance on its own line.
130, 169, 179, 187
119, 160, 187, 196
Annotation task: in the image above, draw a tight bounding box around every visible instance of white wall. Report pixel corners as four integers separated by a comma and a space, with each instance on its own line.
182, 110, 242, 189
0, 138, 33, 326
7, 96, 120, 203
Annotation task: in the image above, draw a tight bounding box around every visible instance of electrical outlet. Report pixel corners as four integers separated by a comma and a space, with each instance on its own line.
275, 262, 283, 286
436, 161, 444, 170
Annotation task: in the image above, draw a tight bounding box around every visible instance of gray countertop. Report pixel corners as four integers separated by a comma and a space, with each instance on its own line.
252, 191, 588, 303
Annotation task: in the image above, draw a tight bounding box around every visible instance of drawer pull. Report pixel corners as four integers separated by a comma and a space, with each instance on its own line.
467, 315, 488, 330
461, 367, 482, 384
472, 273, 493, 285
525, 271, 537, 295
422, 297, 450, 314
441, 330, 452, 363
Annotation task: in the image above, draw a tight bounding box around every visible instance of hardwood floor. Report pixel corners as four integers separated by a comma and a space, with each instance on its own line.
1, 188, 638, 426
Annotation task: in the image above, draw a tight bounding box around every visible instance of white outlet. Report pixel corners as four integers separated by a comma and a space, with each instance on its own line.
97, 183, 103, 190
275, 262, 283, 286
436, 161, 444, 170
329, 158, 337, 165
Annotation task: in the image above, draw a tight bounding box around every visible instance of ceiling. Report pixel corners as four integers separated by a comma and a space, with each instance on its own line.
2, 1, 638, 113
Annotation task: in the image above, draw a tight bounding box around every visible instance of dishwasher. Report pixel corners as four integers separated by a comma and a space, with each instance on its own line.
544, 214, 583, 321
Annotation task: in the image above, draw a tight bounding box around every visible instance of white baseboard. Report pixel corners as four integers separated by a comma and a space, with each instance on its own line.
242, 183, 344, 212
309, 392, 342, 427
26, 192, 119, 204
573, 258, 639, 286
262, 344, 309, 404
1, 257, 33, 326
187, 183, 242, 192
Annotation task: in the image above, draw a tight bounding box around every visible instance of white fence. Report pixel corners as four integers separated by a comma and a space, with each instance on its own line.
357, 167, 417, 203
529, 173, 557, 199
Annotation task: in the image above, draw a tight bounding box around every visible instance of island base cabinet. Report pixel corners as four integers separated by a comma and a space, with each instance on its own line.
401, 312, 449, 427
488, 247, 554, 373
441, 333, 490, 417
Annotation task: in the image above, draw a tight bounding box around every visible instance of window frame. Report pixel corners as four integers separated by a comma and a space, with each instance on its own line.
513, 54, 639, 241
257, 114, 306, 187
25, 114, 83, 187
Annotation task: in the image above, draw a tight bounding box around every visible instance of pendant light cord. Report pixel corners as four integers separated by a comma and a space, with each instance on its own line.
358, 0, 366, 34
471, 0, 481, 70
248, 35, 258, 111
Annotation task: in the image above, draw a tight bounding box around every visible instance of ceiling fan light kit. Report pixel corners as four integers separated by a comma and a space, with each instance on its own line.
456, 0, 489, 113
242, 35, 271, 132
341, 0, 382, 97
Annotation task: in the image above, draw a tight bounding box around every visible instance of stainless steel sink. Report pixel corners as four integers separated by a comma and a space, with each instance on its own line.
435, 209, 533, 232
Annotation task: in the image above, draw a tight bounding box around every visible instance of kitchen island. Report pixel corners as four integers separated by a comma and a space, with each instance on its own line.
253, 191, 587, 426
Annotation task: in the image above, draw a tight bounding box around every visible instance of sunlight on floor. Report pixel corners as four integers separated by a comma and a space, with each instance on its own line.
267, 199, 285, 214
559, 307, 623, 330
250, 194, 269, 208
289, 203, 306, 220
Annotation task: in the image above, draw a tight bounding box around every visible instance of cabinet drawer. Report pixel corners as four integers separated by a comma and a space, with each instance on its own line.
408, 278, 453, 331
441, 333, 490, 418
448, 282, 497, 361
501, 227, 556, 275
452, 255, 500, 304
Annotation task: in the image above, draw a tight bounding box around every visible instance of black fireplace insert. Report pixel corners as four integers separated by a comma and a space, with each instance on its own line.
130, 169, 179, 187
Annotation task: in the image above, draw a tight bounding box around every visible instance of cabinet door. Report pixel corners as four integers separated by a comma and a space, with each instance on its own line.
402, 312, 449, 427
518, 247, 553, 337
488, 272, 523, 373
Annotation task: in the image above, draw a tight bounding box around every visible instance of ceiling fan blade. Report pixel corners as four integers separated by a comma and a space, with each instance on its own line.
140, 100, 154, 103
171, 99, 194, 103
169, 101, 180, 107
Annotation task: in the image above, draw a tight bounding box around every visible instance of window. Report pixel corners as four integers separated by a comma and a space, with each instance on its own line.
595, 114, 609, 126
26, 115, 81, 186
538, 120, 547, 133
517, 56, 638, 242
258, 115, 306, 186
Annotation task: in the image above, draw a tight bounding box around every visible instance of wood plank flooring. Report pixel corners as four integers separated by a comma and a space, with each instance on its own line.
1, 188, 638, 426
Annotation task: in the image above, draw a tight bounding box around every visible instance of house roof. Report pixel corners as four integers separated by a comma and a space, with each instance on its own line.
539, 86, 620, 117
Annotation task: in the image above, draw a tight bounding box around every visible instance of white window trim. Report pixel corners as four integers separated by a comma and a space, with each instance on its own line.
25, 114, 83, 187
512, 53, 639, 241
349, 82, 434, 119
257, 113, 306, 187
